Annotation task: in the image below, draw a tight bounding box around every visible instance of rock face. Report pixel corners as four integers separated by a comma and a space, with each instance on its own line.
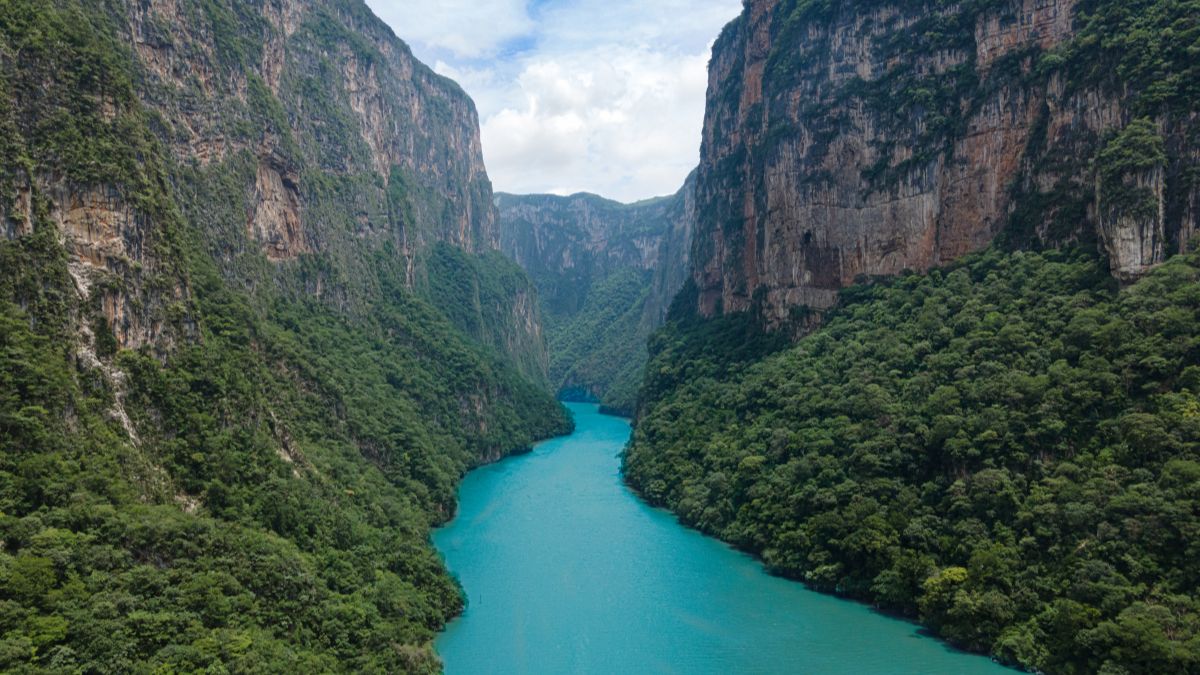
0, 0, 545, 371
499, 188, 678, 316
497, 177, 695, 410
0, 2, 572, 667
1097, 166, 1167, 282
50, 185, 187, 351
0, 0, 559, 440
643, 172, 698, 327
688, 0, 1200, 323
127, 0, 496, 256
247, 154, 307, 261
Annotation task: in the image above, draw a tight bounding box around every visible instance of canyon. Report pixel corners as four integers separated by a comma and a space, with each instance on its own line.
2, 0, 1199, 672
495, 174, 695, 412
623, 2, 1200, 673
0, 0, 567, 670
501, 0, 1199, 347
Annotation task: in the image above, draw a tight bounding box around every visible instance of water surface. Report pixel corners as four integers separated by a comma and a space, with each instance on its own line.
434, 403, 1011, 674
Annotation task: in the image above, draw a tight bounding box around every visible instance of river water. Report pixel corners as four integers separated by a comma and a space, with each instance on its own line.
433, 403, 1011, 674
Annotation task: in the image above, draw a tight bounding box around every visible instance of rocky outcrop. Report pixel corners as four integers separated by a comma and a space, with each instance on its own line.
123, 0, 496, 262
497, 179, 696, 409
52, 186, 171, 350
688, 0, 1200, 323
502, 285, 550, 380
498, 190, 676, 316
975, 0, 1076, 68
248, 154, 306, 260
1, 183, 33, 240
1, 0, 552, 391
643, 172, 697, 326
9, 179, 186, 352
1097, 165, 1167, 282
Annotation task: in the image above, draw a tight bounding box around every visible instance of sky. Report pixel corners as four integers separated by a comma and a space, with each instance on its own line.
363, 0, 744, 203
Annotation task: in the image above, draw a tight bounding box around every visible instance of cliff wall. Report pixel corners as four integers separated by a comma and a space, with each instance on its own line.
1, 0, 547, 372
0, 2, 568, 668
497, 176, 696, 411
690, 0, 1200, 323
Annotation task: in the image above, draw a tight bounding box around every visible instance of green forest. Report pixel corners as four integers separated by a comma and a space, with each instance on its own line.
4, 0, 1200, 671
0, 245, 567, 671
626, 247, 1200, 673
545, 267, 654, 416
0, 0, 569, 671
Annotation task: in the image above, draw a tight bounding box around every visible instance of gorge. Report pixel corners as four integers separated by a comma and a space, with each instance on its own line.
434, 403, 1011, 674
1, 0, 1199, 673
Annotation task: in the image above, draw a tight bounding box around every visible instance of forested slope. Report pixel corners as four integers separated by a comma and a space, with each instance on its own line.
627, 247, 1200, 672
626, 0, 1200, 671
498, 182, 694, 415
0, 0, 568, 671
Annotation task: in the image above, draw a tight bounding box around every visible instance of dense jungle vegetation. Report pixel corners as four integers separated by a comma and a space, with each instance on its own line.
626, 247, 1200, 673
0, 245, 567, 672
625, 0, 1200, 671
0, 0, 568, 671
546, 267, 654, 416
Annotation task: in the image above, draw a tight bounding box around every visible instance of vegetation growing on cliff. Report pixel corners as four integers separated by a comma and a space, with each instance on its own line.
730, 0, 1200, 268
546, 267, 656, 415
0, 283, 558, 671
420, 242, 552, 385
626, 247, 1200, 672
0, 0, 569, 671
498, 192, 685, 415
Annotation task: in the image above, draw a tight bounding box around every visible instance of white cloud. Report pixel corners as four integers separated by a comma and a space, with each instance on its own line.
366, 0, 744, 202
364, 0, 533, 59
536, 0, 743, 54
481, 47, 711, 200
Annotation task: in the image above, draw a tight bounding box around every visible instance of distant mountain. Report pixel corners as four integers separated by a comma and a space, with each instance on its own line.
496, 173, 694, 414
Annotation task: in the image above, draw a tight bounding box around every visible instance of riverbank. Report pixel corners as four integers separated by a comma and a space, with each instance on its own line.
433, 403, 1011, 674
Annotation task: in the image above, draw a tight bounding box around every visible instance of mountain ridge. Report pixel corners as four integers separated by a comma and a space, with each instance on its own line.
495, 174, 696, 413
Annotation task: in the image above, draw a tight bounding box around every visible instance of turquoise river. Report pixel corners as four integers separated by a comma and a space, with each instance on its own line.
433, 403, 1013, 674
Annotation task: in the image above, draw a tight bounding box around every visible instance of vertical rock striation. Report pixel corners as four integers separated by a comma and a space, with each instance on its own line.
0, 0, 548, 372
0, 0, 564, 475
127, 0, 496, 256
0, 1, 574, 669
498, 189, 677, 316
688, 0, 1200, 324
496, 177, 696, 411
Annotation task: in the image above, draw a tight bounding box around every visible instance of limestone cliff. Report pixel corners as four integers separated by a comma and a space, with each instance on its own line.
497, 177, 695, 411
128, 0, 496, 256
689, 0, 1200, 323
643, 172, 698, 327
0, 2, 569, 668
1, 0, 548, 378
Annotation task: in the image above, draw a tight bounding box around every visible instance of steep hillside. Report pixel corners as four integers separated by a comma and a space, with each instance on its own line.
0, 0, 568, 671
690, 0, 1199, 324
628, 247, 1200, 673
627, 0, 1200, 672
497, 176, 694, 413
